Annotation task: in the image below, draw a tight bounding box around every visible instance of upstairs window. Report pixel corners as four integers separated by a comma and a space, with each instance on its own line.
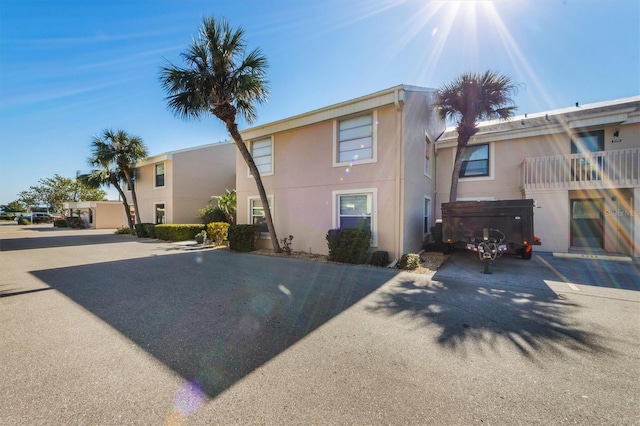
335, 112, 377, 166
459, 144, 489, 177
251, 137, 273, 176
155, 163, 165, 187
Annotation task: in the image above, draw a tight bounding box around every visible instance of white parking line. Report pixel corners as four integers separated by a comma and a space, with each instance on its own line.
536, 255, 579, 291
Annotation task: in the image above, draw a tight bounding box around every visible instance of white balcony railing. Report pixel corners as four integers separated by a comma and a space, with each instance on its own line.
523, 148, 640, 190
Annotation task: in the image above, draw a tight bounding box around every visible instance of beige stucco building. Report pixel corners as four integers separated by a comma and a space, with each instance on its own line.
63, 201, 126, 229
128, 141, 236, 225
435, 96, 640, 258
237, 85, 445, 260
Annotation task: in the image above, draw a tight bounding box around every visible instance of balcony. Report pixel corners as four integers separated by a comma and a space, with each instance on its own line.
523, 148, 640, 190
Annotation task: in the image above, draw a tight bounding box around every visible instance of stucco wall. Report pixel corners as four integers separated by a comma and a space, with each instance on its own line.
237, 104, 403, 257
172, 142, 236, 224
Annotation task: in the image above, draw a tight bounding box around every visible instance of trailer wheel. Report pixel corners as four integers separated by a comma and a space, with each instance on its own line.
521, 248, 532, 260
442, 243, 452, 254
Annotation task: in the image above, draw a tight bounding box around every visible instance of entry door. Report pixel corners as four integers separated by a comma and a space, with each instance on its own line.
570, 199, 603, 248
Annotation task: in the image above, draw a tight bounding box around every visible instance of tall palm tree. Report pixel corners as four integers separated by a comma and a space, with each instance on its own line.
89, 129, 148, 225
159, 16, 280, 252
435, 70, 518, 202
81, 160, 134, 228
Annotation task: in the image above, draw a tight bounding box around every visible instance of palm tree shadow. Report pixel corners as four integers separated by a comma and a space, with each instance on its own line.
31, 250, 397, 398
366, 275, 612, 361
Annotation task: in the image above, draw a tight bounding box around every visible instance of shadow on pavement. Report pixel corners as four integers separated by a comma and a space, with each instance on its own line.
31, 250, 397, 398
0, 233, 151, 252
367, 251, 613, 360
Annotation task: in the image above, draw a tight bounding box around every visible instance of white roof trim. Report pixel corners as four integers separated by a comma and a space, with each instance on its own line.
135, 140, 232, 167
240, 85, 436, 141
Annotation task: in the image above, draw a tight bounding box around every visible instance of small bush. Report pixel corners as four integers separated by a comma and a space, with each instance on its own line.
134, 223, 156, 238
65, 217, 85, 229
206, 222, 230, 246
200, 205, 229, 224
280, 235, 294, 255
155, 224, 205, 241
114, 226, 134, 235
18, 218, 31, 225
228, 224, 258, 252
397, 253, 421, 270
326, 228, 371, 264
370, 250, 390, 267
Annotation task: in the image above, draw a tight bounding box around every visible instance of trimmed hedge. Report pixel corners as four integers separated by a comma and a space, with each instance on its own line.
326, 228, 371, 264
370, 250, 390, 267
155, 224, 205, 241
135, 223, 157, 238
228, 224, 258, 252
397, 253, 421, 270
206, 222, 230, 246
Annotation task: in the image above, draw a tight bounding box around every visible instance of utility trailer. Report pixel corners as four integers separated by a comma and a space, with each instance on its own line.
441, 199, 541, 272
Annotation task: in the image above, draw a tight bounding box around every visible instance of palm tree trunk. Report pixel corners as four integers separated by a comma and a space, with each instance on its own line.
449, 137, 470, 203
226, 121, 281, 253
110, 176, 134, 228
124, 172, 142, 225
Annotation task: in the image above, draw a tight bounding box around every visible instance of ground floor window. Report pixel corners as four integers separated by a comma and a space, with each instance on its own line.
155, 203, 166, 224
333, 188, 378, 246
248, 195, 274, 234
424, 196, 431, 236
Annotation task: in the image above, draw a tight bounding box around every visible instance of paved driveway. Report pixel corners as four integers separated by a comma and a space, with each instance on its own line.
1, 223, 638, 424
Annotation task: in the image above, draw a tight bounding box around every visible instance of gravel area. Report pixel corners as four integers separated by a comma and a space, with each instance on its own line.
250, 248, 449, 274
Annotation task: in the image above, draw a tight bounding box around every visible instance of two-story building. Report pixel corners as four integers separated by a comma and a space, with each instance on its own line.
236, 85, 445, 260
435, 96, 640, 258
127, 141, 236, 225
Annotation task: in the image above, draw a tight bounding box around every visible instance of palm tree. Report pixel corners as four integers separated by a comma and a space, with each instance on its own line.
159, 16, 280, 252
435, 70, 518, 202
89, 129, 148, 225
81, 160, 134, 228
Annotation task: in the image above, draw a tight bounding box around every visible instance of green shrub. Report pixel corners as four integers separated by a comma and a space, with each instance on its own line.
370, 250, 390, 267
155, 224, 205, 241
422, 222, 445, 252
134, 223, 156, 238
326, 228, 371, 264
397, 253, 421, 270
114, 226, 134, 235
228, 224, 258, 252
53, 219, 68, 228
199, 205, 229, 224
18, 218, 31, 225
206, 222, 230, 245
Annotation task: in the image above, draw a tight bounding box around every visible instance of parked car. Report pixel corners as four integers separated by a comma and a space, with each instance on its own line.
15, 212, 53, 224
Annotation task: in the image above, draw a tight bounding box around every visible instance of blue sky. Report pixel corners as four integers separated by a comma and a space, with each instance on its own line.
1, 0, 638, 205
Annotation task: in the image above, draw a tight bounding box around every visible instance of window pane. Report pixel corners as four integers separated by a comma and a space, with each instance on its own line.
339, 147, 373, 163
340, 216, 371, 230
460, 144, 489, 177
340, 195, 370, 215
252, 138, 272, 175
339, 115, 373, 162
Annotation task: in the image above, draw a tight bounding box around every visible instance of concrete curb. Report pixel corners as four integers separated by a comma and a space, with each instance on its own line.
552, 252, 632, 262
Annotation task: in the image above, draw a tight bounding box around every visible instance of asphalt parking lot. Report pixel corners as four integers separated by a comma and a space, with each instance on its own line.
1, 223, 639, 424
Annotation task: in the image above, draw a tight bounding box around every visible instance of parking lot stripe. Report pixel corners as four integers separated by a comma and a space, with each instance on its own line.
536, 255, 579, 291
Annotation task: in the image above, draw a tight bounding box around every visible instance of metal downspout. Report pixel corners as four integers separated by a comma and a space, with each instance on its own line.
394, 89, 405, 261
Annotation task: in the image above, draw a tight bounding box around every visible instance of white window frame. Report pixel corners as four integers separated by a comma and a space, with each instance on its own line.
247, 194, 274, 238
423, 195, 431, 236
155, 162, 166, 188
454, 143, 495, 182
154, 202, 166, 224
333, 111, 378, 168
248, 136, 274, 177
332, 188, 378, 247
424, 137, 432, 178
